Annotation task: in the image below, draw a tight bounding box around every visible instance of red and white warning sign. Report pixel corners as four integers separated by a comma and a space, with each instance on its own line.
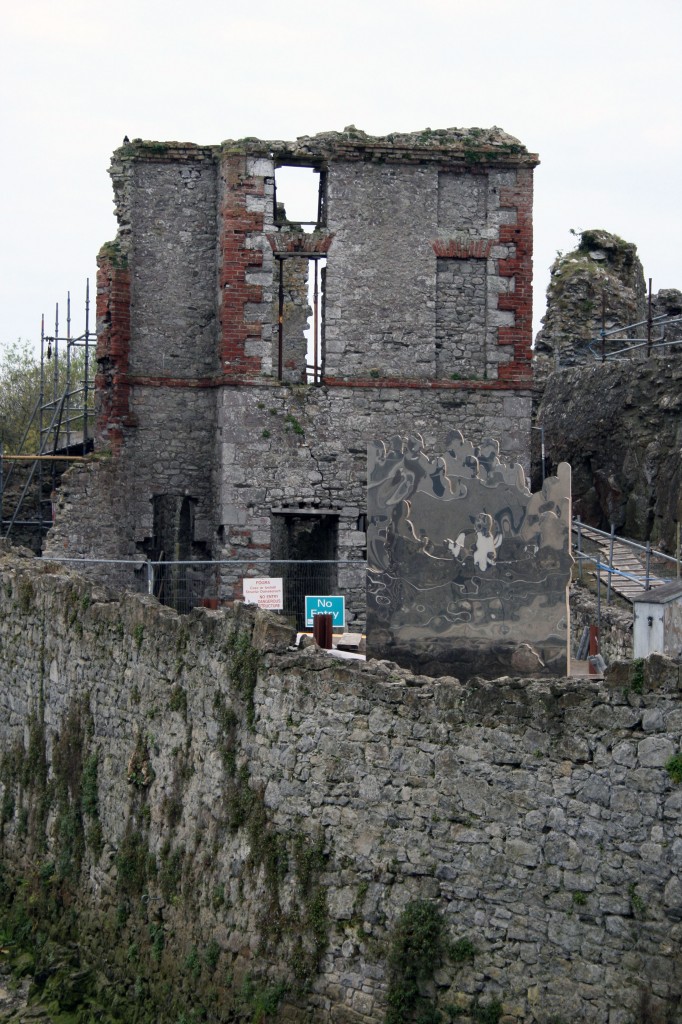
242, 577, 284, 610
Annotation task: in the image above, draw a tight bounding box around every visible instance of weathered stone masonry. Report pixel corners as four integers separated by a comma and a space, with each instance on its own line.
46, 128, 538, 621
2, 552, 682, 1022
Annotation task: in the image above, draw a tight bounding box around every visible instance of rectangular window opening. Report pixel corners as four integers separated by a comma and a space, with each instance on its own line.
273, 164, 326, 231
275, 255, 326, 385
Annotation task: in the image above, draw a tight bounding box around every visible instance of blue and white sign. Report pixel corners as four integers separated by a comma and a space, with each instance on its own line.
304, 595, 346, 629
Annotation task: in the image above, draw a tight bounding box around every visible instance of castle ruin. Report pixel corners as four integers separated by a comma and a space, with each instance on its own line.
46, 126, 538, 623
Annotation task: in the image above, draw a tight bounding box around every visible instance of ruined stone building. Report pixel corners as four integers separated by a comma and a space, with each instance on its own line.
46, 126, 538, 622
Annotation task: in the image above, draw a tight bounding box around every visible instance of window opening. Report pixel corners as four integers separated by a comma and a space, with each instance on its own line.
275, 255, 326, 384
273, 165, 326, 230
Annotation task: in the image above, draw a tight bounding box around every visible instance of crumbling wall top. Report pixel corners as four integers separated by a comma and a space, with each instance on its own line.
112, 125, 539, 168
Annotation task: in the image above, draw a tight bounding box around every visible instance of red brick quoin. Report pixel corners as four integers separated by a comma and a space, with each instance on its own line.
497, 167, 534, 385
95, 252, 134, 453
219, 155, 267, 379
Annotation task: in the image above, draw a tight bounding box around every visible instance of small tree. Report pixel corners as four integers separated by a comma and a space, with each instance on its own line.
0, 340, 89, 455
0, 340, 42, 454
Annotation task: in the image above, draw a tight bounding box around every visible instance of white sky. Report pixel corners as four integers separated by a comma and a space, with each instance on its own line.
1, 0, 680, 352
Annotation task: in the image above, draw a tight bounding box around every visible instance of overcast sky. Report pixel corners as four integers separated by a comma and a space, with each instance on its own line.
1, 0, 680, 353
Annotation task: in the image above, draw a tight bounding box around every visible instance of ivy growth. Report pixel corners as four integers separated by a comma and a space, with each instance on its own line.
447, 998, 504, 1023
385, 901, 447, 1024
168, 684, 188, 718
127, 733, 156, 789
226, 629, 261, 729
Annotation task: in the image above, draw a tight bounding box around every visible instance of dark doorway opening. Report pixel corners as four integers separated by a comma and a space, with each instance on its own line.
271, 511, 338, 629
149, 493, 197, 610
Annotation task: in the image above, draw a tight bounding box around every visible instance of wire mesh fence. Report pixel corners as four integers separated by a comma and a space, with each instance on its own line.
42, 556, 368, 627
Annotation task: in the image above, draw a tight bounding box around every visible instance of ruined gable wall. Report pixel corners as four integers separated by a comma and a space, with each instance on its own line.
213, 138, 536, 620
2, 551, 682, 1023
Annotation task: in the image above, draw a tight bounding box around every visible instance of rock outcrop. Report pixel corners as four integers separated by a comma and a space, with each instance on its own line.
533, 229, 682, 550
537, 358, 682, 550
652, 288, 682, 347
534, 229, 647, 377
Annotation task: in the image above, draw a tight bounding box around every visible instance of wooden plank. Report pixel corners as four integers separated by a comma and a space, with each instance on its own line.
1, 454, 88, 462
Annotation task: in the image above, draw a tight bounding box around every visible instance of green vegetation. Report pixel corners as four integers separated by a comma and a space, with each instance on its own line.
183, 945, 201, 979
158, 841, 185, 901
665, 753, 682, 784
630, 658, 646, 694
204, 939, 220, 972
0, 338, 89, 453
226, 629, 261, 729
289, 829, 329, 985
385, 900, 447, 1024
213, 690, 239, 773
628, 883, 646, 915
127, 733, 155, 789
116, 825, 153, 897
52, 702, 89, 879
1, 696, 102, 877
168, 684, 188, 717
99, 238, 129, 269
17, 576, 35, 613
211, 631, 330, 993
211, 883, 226, 910
137, 141, 171, 156
446, 998, 504, 1023
450, 937, 477, 962
239, 973, 287, 1022
149, 922, 165, 961
283, 413, 304, 436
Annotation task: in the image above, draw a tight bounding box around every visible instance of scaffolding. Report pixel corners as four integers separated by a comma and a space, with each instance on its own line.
0, 283, 96, 545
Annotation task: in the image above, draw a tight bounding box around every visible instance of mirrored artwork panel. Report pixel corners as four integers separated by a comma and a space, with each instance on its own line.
367, 431, 572, 679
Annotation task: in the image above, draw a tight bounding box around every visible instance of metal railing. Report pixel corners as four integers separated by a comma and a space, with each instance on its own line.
41, 556, 367, 627
572, 519, 680, 603
584, 278, 682, 362
587, 317, 682, 362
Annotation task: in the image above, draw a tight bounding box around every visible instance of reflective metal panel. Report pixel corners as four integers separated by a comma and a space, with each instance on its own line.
367, 432, 572, 679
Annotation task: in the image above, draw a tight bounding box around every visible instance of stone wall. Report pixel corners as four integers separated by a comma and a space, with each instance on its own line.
570, 583, 634, 663
2, 550, 682, 1022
